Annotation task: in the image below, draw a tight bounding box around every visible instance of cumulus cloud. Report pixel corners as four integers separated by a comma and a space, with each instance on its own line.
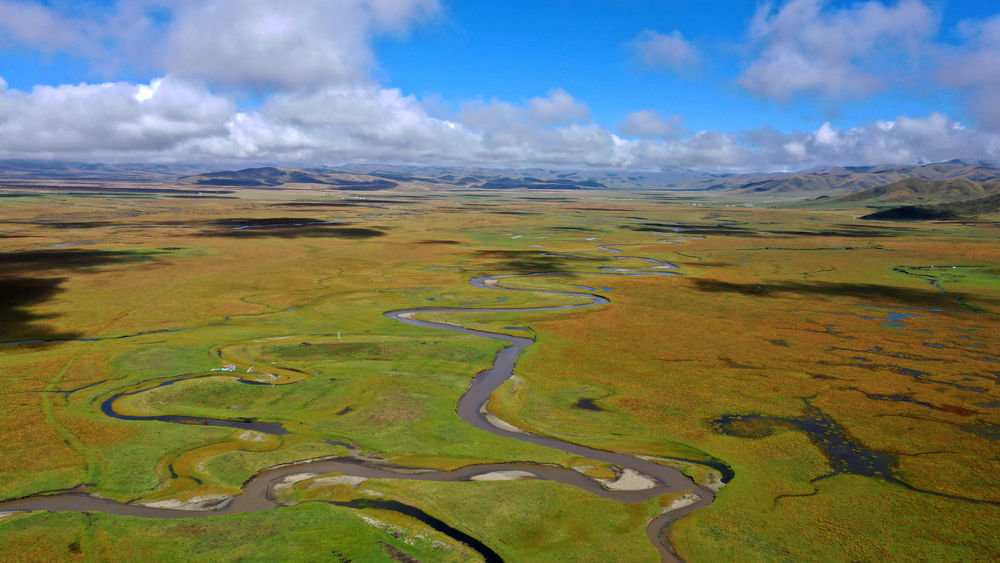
739, 113, 1000, 168
0, 1, 998, 170
0, 0, 439, 90
0, 75, 232, 156
0, 0, 96, 52
741, 0, 936, 100
620, 110, 687, 139
456, 89, 591, 131
527, 89, 591, 125
163, 0, 439, 90
628, 30, 699, 71
6, 71, 995, 171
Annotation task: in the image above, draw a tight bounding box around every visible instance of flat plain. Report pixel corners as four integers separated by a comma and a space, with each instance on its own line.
1, 183, 997, 561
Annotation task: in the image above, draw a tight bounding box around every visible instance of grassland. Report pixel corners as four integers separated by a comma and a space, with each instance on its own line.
1, 184, 997, 560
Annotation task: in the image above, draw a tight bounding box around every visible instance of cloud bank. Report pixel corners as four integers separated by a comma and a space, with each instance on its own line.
0, 0, 998, 171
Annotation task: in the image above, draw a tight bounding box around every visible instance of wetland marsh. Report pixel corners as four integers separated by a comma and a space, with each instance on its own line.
1, 185, 998, 561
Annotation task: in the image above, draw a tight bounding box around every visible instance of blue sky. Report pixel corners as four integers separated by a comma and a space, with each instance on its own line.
0, 0, 998, 170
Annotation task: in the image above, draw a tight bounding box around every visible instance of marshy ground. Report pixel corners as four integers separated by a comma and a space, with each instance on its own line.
1, 185, 997, 561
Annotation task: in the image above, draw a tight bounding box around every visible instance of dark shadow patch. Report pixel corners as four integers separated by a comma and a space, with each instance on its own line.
573, 398, 605, 411
0, 249, 164, 272
476, 250, 574, 274
34, 221, 114, 229
324, 499, 502, 563
625, 222, 905, 238
862, 206, 960, 221
691, 279, 773, 296
690, 278, 991, 309
624, 224, 755, 236
0, 276, 82, 343
0, 249, 172, 344
203, 217, 328, 228
196, 224, 386, 239
415, 240, 461, 245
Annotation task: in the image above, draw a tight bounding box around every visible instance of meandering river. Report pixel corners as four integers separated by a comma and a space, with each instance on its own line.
1, 251, 722, 562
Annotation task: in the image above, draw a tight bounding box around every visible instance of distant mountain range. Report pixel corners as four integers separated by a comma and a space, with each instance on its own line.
3, 159, 1000, 198
0, 160, 209, 180
176, 160, 1000, 195
672, 161, 1000, 196
182, 167, 400, 190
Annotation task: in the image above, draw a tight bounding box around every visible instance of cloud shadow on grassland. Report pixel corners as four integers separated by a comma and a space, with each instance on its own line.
0, 249, 165, 272
476, 250, 576, 275
0, 276, 82, 343
624, 222, 908, 238
193, 220, 387, 239
0, 249, 174, 344
691, 279, 994, 308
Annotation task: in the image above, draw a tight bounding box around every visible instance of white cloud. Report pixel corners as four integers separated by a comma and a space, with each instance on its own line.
938, 15, 1000, 131
741, 0, 937, 100
0, 76, 232, 156
628, 30, 699, 71
162, 0, 439, 90
0, 1, 998, 170
0, 0, 440, 90
528, 89, 591, 125
740, 113, 1000, 168
457, 89, 591, 130
2, 73, 998, 169
0, 0, 96, 52
620, 110, 687, 139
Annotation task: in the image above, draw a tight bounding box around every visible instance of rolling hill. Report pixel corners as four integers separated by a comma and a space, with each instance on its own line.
861, 192, 1000, 221
810, 177, 1000, 207
678, 161, 1000, 197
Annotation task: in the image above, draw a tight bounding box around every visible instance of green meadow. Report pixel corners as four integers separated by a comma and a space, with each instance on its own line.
1, 187, 997, 560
